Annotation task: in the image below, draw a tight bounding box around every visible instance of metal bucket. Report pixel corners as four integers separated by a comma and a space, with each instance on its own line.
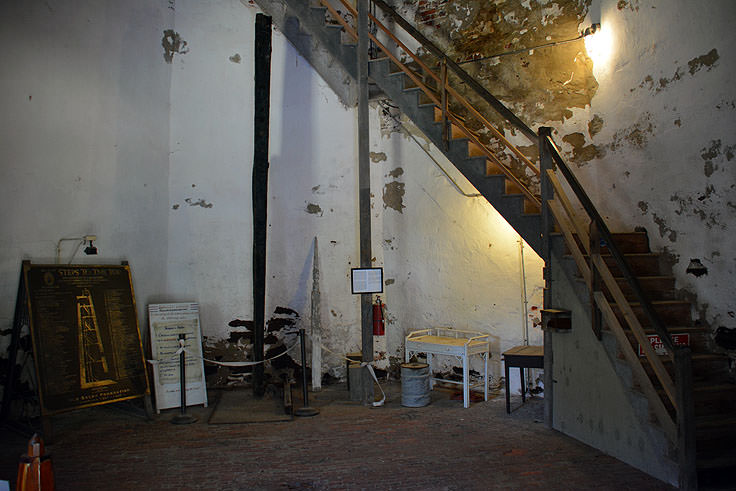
401, 362, 431, 407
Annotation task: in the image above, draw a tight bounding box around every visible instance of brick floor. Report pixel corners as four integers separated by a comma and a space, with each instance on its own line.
1, 382, 672, 490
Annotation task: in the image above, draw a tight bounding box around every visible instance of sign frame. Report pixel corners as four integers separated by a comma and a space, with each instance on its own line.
148, 303, 208, 413
21, 262, 150, 416
351, 267, 384, 294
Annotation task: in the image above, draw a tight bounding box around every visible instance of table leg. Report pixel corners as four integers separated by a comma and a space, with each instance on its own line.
462, 353, 469, 409
505, 359, 510, 413
521, 367, 526, 403
483, 352, 488, 402
427, 352, 434, 389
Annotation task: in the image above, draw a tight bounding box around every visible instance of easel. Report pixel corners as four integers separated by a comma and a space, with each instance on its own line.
1, 261, 152, 441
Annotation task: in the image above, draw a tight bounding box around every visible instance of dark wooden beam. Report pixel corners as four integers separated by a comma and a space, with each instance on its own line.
252, 13, 272, 398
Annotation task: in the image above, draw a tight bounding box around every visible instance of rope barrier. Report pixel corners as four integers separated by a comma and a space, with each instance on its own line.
147, 333, 387, 406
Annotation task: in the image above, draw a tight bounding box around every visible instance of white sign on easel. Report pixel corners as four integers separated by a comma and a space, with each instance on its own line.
148, 303, 207, 413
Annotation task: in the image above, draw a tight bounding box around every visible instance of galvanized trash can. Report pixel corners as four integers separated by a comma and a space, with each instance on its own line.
401, 362, 431, 407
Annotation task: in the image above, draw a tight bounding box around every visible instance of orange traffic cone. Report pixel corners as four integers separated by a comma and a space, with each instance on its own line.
15, 433, 54, 491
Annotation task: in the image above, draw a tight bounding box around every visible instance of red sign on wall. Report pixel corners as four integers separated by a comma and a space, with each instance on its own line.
638, 333, 690, 356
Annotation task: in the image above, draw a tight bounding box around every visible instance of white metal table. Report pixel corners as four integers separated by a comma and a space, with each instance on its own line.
405, 327, 490, 408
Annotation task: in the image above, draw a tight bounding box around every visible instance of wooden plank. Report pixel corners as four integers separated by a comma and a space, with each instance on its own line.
252, 13, 272, 397
548, 199, 591, 286
546, 170, 589, 252
592, 254, 677, 409
594, 292, 676, 439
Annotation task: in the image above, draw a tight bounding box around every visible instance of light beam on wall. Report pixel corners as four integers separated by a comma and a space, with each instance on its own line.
584, 23, 613, 69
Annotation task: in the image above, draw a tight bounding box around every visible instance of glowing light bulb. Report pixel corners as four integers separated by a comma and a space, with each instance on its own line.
584, 24, 614, 69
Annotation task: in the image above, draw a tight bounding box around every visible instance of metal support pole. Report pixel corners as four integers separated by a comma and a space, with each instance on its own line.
294, 328, 319, 417
171, 334, 197, 424
357, 0, 374, 405
539, 127, 555, 429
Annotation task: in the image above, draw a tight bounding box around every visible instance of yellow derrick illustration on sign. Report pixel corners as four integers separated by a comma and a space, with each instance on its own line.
77, 288, 115, 389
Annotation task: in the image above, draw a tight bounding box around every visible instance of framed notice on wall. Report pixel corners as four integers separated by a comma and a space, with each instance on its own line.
22, 262, 149, 415
148, 303, 207, 412
351, 267, 383, 294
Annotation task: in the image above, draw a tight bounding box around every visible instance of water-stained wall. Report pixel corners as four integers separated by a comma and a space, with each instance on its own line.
392, 0, 736, 339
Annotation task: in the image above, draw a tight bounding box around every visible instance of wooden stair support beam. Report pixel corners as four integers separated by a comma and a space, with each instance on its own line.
592, 253, 677, 409
593, 291, 677, 440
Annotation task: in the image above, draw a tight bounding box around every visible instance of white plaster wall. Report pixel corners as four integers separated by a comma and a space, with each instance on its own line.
0, 0, 546, 398
0, 1, 172, 356
164, 1, 544, 392
558, 0, 736, 331
370, 109, 545, 391
165, 0, 258, 339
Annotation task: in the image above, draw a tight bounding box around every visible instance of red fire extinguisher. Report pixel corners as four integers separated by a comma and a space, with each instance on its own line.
373, 296, 385, 336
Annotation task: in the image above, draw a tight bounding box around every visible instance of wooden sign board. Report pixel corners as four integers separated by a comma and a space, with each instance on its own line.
638, 333, 690, 356
22, 263, 149, 415
148, 303, 207, 412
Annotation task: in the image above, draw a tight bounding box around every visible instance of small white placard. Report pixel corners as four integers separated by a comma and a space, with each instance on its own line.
148, 303, 207, 413
351, 267, 383, 294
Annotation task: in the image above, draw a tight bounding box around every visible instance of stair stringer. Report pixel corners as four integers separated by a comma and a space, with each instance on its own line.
549, 235, 679, 486
254, 0, 358, 107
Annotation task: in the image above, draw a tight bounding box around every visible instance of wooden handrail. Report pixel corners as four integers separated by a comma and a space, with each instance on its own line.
543, 135, 677, 356
371, 0, 539, 143
324, 0, 540, 202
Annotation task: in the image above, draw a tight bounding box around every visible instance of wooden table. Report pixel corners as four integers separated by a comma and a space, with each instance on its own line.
502, 345, 544, 414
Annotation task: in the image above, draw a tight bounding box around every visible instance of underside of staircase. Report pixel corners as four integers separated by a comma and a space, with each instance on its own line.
254, 0, 736, 486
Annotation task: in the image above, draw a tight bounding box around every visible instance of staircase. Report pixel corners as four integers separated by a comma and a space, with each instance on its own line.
253, 0, 736, 487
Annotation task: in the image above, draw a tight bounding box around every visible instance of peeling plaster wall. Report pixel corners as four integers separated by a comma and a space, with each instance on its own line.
570, 0, 736, 332
163, 0, 544, 391
400, 0, 736, 332
0, 0, 172, 378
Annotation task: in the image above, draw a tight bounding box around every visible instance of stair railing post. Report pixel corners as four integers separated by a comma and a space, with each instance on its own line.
539, 127, 554, 429
440, 58, 449, 151
674, 346, 697, 490
589, 220, 602, 340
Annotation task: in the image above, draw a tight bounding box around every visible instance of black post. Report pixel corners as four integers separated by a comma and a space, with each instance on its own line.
252, 13, 272, 398
171, 334, 197, 424
294, 329, 319, 417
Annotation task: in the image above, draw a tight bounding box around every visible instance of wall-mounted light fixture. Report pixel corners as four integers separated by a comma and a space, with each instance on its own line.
457, 23, 602, 65
56, 235, 98, 264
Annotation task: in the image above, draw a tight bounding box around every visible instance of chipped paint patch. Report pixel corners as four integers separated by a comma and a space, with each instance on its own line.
229, 53, 241, 63
652, 213, 677, 242
562, 132, 605, 165
172, 203, 180, 210
305, 203, 323, 216
388, 167, 404, 178
588, 115, 604, 138
162, 29, 189, 63
609, 113, 654, 151
370, 151, 387, 163
185, 198, 213, 208
632, 49, 720, 96
383, 181, 406, 213
688, 48, 719, 75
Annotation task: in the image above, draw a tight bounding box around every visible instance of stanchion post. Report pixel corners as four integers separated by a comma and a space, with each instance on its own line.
294, 328, 319, 417
171, 333, 198, 425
